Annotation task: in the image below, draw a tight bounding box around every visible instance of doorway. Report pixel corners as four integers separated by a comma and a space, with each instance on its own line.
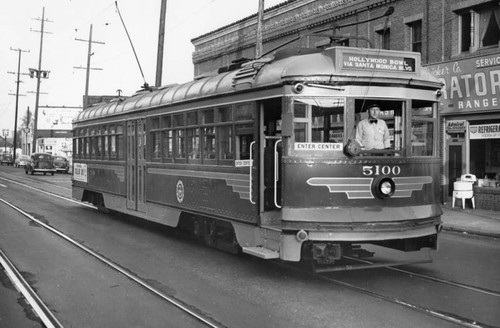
126, 119, 146, 212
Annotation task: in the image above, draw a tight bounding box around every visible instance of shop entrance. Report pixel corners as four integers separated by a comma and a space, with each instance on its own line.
447, 141, 465, 196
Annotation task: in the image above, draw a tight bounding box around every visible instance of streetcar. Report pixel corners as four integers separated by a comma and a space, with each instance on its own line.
72, 44, 443, 270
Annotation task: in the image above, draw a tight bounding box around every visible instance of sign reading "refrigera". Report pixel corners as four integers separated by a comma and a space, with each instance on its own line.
470, 123, 500, 139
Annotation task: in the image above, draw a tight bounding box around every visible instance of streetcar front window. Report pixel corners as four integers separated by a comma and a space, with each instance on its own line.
293, 98, 345, 146
354, 100, 404, 156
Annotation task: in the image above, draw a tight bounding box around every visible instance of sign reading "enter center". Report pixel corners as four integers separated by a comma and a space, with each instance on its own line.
295, 143, 343, 150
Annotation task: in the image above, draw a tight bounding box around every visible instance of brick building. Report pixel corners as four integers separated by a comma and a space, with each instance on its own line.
191, 0, 500, 210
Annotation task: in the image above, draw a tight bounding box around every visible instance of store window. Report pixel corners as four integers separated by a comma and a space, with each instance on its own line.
458, 3, 500, 53
470, 120, 500, 184
376, 28, 391, 50
408, 20, 422, 54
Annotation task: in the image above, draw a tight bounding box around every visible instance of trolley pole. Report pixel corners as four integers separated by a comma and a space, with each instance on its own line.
155, 0, 167, 87
255, 0, 264, 58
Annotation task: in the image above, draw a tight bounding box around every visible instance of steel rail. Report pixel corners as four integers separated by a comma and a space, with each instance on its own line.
274, 260, 494, 328
343, 256, 500, 298
0, 248, 64, 328
0, 194, 222, 328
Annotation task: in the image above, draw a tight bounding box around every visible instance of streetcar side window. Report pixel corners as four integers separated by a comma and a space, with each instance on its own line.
103, 125, 109, 160
150, 117, 161, 161
411, 101, 435, 157
201, 109, 216, 162
142, 103, 256, 166
187, 127, 201, 161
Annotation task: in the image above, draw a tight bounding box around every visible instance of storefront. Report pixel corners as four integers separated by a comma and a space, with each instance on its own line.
427, 51, 500, 210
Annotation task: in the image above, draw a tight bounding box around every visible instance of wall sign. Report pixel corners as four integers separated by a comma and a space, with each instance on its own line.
427, 52, 500, 114
470, 123, 500, 139
446, 120, 467, 133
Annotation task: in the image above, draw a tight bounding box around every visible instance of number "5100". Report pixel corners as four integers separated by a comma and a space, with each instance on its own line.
362, 165, 401, 176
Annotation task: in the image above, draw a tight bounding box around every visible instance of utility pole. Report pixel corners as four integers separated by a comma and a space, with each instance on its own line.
24, 107, 31, 155
255, 0, 265, 58
8, 47, 30, 163
75, 24, 104, 109
30, 7, 52, 154
155, 0, 167, 87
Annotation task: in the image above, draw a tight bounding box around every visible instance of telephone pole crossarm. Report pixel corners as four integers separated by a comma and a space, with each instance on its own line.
9, 47, 30, 162
75, 24, 105, 109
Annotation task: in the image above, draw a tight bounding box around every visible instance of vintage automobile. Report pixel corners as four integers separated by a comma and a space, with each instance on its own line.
25, 153, 56, 175
52, 155, 70, 173
0, 153, 13, 166
14, 154, 30, 168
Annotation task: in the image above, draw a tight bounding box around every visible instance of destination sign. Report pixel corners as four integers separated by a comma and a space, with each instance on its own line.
73, 163, 88, 183
342, 53, 416, 73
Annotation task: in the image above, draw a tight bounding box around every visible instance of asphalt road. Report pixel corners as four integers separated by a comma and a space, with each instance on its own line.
1, 165, 499, 327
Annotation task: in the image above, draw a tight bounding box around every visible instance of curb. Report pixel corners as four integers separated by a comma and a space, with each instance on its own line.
442, 225, 500, 239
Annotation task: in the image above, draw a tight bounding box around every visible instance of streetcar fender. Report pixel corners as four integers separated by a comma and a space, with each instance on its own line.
280, 234, 303, 262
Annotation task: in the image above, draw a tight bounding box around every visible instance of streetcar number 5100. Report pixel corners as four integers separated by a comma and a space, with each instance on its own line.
362, 165, 401, 176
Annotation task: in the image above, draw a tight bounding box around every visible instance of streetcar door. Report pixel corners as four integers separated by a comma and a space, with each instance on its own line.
260, 99, 283, 213
126, 119, 147, 212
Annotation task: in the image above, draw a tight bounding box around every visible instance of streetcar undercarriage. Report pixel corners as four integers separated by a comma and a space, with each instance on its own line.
78, 188, 439, 271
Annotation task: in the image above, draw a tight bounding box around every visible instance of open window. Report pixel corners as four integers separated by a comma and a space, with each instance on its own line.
410, 100, 436, 157
292, 97, 345, 150
353, 99, 404, 156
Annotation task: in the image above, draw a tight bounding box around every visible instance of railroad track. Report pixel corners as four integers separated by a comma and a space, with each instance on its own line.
345, 256, 500, 298
278, 256, 499, 328
1, 174, 499, 327
0, 179, 222, 328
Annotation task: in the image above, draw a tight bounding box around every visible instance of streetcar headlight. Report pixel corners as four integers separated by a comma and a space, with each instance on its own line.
375, 177, 395, 198
380, 181, 392, 195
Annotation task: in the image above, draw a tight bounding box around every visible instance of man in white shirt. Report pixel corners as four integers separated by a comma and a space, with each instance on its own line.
355, 104, 391, 150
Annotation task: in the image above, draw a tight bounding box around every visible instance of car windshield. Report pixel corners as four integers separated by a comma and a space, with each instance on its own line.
36, 155, 52, 162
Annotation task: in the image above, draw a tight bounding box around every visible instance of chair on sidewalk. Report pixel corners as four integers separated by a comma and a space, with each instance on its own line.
452, 174, 477, 209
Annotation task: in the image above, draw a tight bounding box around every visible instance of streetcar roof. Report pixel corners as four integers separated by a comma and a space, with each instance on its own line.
74, 46, 442, 124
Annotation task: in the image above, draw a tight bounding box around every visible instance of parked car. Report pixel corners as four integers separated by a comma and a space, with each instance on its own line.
25, 153, 56, 175
0, 153, 13, 166
52, 155, 69, 173
14, 154, 30, 168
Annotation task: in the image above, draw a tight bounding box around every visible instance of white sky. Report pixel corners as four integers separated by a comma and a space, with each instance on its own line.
0, 0, 284, 133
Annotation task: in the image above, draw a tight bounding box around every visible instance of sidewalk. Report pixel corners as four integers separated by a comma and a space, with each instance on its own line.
441, 203, 500, 238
